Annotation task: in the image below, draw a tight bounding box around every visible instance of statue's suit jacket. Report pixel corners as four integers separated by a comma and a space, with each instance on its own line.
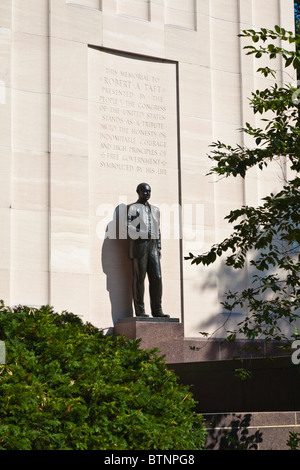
127, 202, 161, 259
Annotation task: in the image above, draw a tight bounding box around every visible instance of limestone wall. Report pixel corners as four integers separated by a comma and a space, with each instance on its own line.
0, 0, 295, 337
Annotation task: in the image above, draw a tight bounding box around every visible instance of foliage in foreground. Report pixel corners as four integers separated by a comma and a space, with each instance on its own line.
186, 26, 300, 344
0, 303, 206, 450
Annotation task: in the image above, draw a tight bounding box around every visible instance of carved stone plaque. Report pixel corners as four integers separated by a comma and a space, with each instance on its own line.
88, 47, 182, 322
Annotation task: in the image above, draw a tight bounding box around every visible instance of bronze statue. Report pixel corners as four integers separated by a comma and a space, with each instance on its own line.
127, 183, 169, 318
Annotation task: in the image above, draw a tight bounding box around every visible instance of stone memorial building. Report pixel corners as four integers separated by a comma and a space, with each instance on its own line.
0, 0, 295, 363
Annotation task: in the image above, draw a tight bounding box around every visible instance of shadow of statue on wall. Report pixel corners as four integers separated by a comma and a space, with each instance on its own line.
101, 204, 133, 327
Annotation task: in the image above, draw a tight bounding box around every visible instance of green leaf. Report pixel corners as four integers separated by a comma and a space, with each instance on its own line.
186, 25, 300, 345
274, 25, 281, 34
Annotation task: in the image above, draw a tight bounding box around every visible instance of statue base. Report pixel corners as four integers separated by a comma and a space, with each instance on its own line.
122, 316, 179, 323
114, 317, 184, 363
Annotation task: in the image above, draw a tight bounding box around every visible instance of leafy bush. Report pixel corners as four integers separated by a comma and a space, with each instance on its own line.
0, 302, 206, 450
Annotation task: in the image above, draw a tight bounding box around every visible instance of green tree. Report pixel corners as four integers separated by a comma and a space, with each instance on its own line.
186, 26, 300, 344
0, 303, 206, 450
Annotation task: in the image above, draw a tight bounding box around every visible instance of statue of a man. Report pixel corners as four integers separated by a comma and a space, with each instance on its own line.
127, 183, 169, 318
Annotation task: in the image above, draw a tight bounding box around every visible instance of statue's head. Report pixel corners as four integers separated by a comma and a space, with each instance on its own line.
136, 182, 151, 203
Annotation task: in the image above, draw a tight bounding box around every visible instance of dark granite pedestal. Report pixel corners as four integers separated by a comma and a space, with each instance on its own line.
114, 317, 184, 363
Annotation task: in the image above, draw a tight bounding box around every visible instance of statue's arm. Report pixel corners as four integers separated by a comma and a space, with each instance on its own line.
127, 204, 143, 240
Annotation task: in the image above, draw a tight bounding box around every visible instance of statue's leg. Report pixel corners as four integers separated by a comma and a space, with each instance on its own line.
132, 255, 148, 317
147, 245, 169, 317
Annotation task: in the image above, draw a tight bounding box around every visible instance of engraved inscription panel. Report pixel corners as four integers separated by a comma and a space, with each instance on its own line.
88, 47, 181, 321
88, 48, 178, 183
